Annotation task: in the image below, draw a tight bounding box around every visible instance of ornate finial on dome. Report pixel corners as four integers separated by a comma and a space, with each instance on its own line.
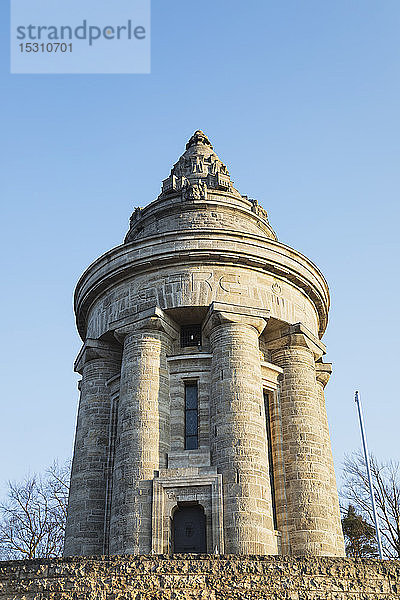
186, 130, 213, 150
159, 130, 239, 200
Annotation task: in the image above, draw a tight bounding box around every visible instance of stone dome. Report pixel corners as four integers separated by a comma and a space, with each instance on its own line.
124, 130, 277, 243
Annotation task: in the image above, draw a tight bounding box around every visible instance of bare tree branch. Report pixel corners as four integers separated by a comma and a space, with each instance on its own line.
0, 461, 71, 560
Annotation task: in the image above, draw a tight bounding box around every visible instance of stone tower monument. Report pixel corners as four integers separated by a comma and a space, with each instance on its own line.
64, 131, 345, 558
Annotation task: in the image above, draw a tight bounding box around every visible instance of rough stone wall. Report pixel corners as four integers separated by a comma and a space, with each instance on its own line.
1, 556, 399, 600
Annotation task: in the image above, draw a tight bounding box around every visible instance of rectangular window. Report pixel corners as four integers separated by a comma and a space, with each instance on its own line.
185, 382, 198, 450
181, 324, 202, 348
263, 389, 278, 530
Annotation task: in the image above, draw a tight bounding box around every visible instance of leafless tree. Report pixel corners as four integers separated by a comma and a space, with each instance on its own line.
0, 461, 70, 560
341, 450, 400, 558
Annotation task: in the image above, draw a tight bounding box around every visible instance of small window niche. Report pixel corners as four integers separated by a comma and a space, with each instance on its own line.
180, 324, 202, 348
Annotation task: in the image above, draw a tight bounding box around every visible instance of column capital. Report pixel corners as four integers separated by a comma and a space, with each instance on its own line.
113, 306, 179, 344
74, 339, 122, 374
266, 322, 326, 360
315, 361, 333, 388
203, 302, 270, 337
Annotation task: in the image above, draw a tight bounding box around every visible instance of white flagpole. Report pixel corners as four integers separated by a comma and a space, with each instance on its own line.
354, 390, 383, 559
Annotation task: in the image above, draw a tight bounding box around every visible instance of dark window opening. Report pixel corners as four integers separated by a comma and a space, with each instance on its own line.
185, 382, 198, 450
172, 504, 206, 553
263, 389, 278, 530
181, 324, 202, 348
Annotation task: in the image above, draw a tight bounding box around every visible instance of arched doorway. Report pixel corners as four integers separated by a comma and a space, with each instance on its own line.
172, 504, 206, 553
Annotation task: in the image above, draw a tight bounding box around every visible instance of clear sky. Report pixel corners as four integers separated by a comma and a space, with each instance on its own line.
1, 1, 399, 498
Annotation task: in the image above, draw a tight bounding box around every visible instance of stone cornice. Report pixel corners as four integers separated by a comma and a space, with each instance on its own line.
315, 361, 333, 388
112, 306, 180, 343
261, 361, 284, 389
266, 322, 326, 360
166, 354, 213, 362
74, 232, 330, 342
202, 302, 270, 337
74, 338, 122, 374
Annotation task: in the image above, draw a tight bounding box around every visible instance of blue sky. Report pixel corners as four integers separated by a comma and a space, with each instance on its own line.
1, 1, 399, 498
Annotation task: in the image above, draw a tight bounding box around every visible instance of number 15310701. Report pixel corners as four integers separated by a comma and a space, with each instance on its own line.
19, 42, 72, 53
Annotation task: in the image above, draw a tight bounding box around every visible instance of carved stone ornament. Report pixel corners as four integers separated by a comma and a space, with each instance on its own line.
130, 207, 142, 224
160, 130, 240, 199
250, 198, 269, 221
182, 180, 207, 201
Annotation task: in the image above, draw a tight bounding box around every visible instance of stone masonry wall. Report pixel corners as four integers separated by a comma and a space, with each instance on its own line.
1, 556, 399, 600
209, 315, 277, 555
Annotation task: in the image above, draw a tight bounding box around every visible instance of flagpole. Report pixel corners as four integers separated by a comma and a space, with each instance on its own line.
354, 390, 383, 559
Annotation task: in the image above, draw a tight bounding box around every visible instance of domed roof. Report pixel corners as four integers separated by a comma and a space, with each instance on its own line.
125, 130, 277, 243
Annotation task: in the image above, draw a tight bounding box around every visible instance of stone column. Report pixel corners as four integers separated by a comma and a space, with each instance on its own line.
64, 339, 121, 556
269, 323, 345, 556
110, 308, 178, 555
204, 302, 277, 555
315, 361, 346, 556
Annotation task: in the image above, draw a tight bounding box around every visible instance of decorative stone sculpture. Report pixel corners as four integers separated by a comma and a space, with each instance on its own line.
159, 130, 239, 199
